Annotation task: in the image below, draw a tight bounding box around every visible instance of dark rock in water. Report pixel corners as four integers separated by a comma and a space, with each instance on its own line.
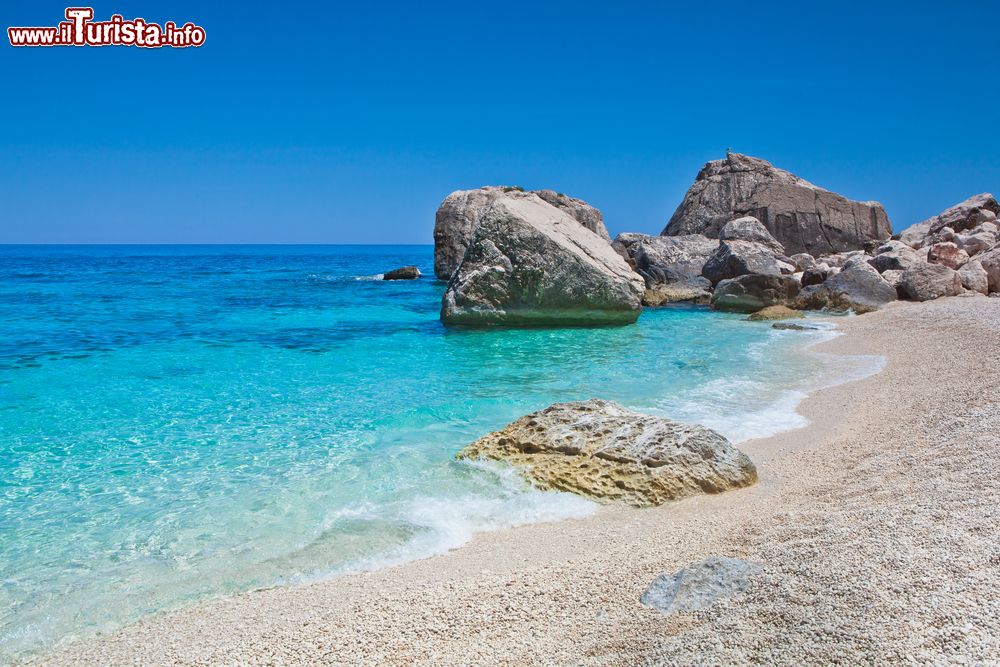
441, 193, 643, 327
662, 153, 891, 256
641, 557, 761, 615
383, 266, 420, 280
710, 274, 800, 313
772, 322, 823, 330
433, 186, 608, 279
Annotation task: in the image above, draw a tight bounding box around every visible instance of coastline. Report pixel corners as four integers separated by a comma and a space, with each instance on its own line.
35, 296, 1000, 665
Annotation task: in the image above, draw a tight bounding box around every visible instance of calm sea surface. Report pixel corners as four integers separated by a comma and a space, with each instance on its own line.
0, 245, 878, 662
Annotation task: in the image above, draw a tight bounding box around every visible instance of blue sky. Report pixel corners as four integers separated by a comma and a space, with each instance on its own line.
2, 0, 998, 243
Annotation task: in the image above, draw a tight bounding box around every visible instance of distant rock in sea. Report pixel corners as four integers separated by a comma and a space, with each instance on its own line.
456, 399, 757, 506
662, 153, 891, 256
382, 266, 420, 280
433, 186, 608, 280
440, 193, 643, 327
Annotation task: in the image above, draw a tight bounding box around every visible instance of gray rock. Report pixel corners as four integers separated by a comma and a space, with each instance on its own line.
956, 232, 996, 258
880, 269, 904, 293
869, 240, 920, 273
382, 266, 420, 280
801, 263, 837, 287
711, 274, 801, 313
817, 251, 865, 269
794, 257, 897, 313
641, 557, 761, 615
457, 399, 757, 507
441, 193, 643, 326
718, 216, 784, 253
900, 262, 963, 301
926, 242, 970, 270
897, 220, 932, 249
632, 235, 718, 303
434, 187, 608, 279
662, 153, 891, 256
976, 246, 1000, 293
533, 189, 611, 241
772, 322, 824, 331
702, 240, 783, 286
958, 260, 989, 295
788, 253, 817, 272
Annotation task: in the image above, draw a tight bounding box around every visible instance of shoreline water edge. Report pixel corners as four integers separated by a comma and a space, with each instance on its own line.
35, 295, 1000, 666
18, 302, 887, 665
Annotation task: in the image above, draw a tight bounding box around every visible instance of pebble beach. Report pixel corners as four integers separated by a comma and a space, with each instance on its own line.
36, 295, 1000, 666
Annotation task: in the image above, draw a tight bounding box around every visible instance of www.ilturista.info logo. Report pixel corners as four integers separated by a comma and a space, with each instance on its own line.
8, 7, 205, 48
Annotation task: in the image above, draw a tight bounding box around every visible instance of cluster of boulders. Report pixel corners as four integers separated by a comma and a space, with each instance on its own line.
430, 154, 998, 327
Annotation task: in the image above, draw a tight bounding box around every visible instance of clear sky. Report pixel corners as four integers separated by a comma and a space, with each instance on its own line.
2, 0, 998, 243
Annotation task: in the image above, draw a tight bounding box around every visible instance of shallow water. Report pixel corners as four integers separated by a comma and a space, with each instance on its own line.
0, 245, 877, 662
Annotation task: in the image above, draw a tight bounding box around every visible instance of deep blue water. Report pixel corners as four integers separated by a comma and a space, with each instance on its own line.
0, 245, 874, 662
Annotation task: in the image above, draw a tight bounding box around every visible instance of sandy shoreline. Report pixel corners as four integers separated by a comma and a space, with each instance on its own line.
35, 296, 1000, 665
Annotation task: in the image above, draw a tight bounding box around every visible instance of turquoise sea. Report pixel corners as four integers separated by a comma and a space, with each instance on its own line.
0, 245, 880, 662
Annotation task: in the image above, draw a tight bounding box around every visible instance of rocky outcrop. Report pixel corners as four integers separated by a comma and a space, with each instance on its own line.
433, 187, 607, 279
629, 235, 717, 304
747, 305, 804, 321
662, 153, 891, 256
900, 263, 963, 301
641, 557, 761, 615
456, 399, 757, 507
382, 266, 420, 280
710, 274, 801, 313
794, 257, 896, 313
897, 194, 999, 249
440, 193, 643, 326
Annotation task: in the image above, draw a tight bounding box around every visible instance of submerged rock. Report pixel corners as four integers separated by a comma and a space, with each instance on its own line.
641, 557, 761, 615
441, 194, 643, 327
382, 266, 420, 280
456, 399, 757, 506
433, 186, 607, 279
662, 153, 891, 256
710, 274, 801, 313
747, 305, 804, 321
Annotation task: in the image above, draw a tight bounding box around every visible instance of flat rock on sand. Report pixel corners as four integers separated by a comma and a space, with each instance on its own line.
457, 399, 757, 506
641, 557, 761, 615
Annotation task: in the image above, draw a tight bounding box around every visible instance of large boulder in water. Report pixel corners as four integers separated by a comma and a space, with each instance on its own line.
793, 256, 896, 313
440, 193, 643, 326
710, 274, 801, 313
457, 399, 757, 507
662, 153, 891, 256
433, 187, 608, 279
